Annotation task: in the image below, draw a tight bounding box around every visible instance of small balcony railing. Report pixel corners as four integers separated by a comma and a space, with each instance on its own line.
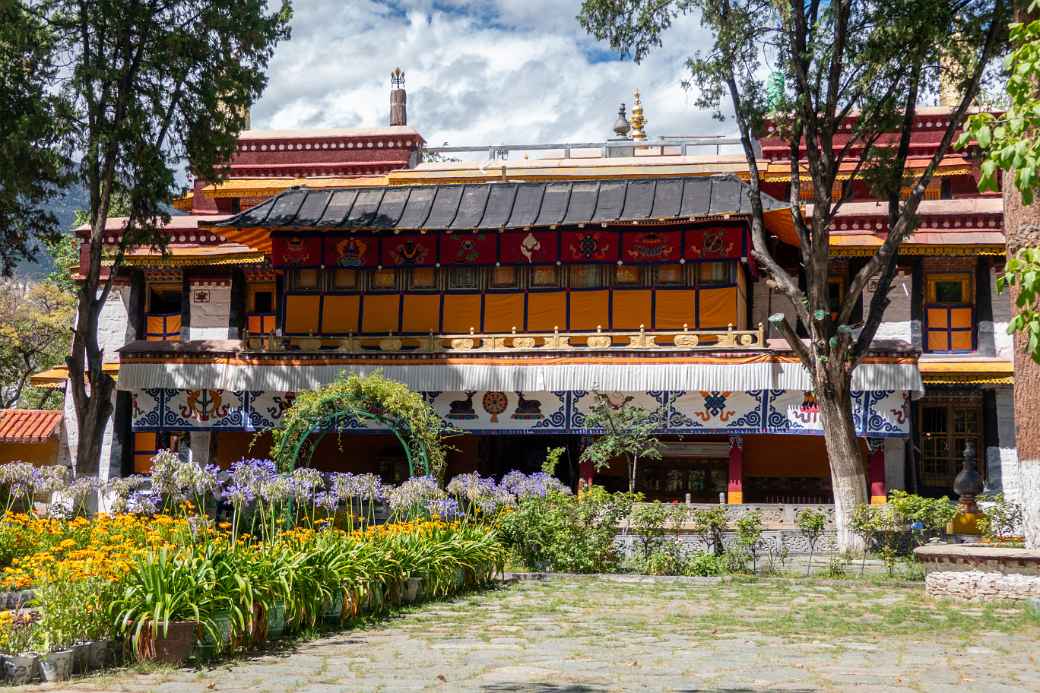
241, 323, 766, 355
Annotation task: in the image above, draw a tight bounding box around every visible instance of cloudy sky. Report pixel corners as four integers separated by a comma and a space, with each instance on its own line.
250, 0, 733, 148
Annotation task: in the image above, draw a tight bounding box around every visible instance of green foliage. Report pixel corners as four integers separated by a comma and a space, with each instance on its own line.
978, 493, 1025, 541
0, 280, 75, 408
542, 447, 566, 476
887, 490, 956, 539
497, 487, 637, 573
630, 502, 670, 562
998, 247, 1040, 362
734, 511, 764, 573
0, 2, 70, 274
684, 550, 727, 577
960, 9, 1040, 363
690, 506, 728, 556
33, 575, 112, 651
579, 392, 662, 493
851, 504, 903, 576
270, 372, 450, 479
961, 10, 1040, 203
796, 508, 828, 576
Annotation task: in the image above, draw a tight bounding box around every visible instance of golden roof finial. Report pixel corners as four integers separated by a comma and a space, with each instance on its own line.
630, 88, 647, 141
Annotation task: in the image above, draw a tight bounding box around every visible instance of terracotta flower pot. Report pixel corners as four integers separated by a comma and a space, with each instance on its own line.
323, 591, 344, 624
137, 620, 197, 666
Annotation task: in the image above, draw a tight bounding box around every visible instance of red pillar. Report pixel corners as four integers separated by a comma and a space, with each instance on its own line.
727, 435, 743, 504
868, 439, 886, 505
578, 460, 595, 492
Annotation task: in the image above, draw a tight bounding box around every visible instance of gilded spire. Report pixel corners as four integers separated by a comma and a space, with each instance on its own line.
630, 88, 647, 141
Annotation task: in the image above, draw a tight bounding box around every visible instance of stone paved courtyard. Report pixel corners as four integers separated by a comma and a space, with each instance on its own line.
27, 576, 1040, 692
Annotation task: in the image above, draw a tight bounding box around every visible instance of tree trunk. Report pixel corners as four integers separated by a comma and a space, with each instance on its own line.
1003, 169, 1040, 549
628, 455, 638, 494
73, 376, 114, 477
816, 368, 868, 553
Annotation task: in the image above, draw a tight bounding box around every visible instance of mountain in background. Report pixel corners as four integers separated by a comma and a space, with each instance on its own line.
15, 182, 90, 280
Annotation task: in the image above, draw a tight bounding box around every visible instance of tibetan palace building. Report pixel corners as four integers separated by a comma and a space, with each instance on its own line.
39, 80, 1021, 508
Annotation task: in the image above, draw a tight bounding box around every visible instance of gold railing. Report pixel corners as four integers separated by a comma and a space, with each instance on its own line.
242, 323, 766, 354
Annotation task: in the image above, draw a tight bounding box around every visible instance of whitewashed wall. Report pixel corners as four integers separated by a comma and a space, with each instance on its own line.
188, 282, 232, 341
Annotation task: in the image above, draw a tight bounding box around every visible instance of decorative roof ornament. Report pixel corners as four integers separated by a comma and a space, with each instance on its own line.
613, 103, 631, 138
630, 89, 647, 141
390, 67, 407, 127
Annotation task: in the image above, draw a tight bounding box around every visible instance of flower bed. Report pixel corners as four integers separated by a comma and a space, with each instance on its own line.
0, 513, 504, 683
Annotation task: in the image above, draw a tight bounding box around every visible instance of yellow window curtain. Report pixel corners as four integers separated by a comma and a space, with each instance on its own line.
526, 291, 567, 332
442, 294, 482, 333
611, 289, 652, 330
284, 295, 321, 334
361, 294, 401, 334
401, 294, 442, 334
322, 295, 361, 334
483, 293, 525, 333
697, 287, 738, 328
569, 290, 610, 331
654, 289, 695, 329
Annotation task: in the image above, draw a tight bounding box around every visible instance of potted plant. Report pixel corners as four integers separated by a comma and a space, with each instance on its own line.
0, 610, 41, 685
33, 574, 79, 682
109, 548, 214, 666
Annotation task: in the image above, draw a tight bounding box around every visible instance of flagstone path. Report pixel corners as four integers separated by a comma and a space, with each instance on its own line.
27, 575, 1040, 692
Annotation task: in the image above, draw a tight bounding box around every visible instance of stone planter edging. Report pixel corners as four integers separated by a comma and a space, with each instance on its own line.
914, 544, 1040, 602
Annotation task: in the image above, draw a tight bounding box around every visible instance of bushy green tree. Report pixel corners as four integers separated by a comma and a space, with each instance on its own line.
0, 1, 70, 275
18, 0, 292, 475
579, 0, 1006, 552
579, 392, 662, 493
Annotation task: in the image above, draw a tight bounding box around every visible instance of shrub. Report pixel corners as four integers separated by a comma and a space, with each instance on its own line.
498, 487, 636, 573
684, 550, 727, 577
796, 508, 828, 576
887, 490, 956, 543
690, 506, 728, 556
978, 493, 1024, 541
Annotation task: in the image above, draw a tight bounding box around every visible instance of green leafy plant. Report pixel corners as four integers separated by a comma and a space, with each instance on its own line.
684, 550, 727, 577
887, 490, 956, 544
270, 372, 451, 479
734, 511, 764, 574
999, 247, 1040, 361
108, 547, 219, 657
498, 487, 636, 573
542, 447, 566, 476
690, 506, 728, 557
796, 508, 828, 576
579, 392, 662, 493
978, 493, 1025, 542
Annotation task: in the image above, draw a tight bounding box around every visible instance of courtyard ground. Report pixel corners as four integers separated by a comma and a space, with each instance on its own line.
27, 575, 1040, 692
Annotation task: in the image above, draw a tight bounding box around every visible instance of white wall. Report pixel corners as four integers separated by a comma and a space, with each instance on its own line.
188, 283, 231, 341
862, 269, 914, 345
884, 438, 906, 492
986, 386, 1020, 502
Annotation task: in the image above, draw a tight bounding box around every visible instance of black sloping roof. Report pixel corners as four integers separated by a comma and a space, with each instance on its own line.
215, 175, 783, 231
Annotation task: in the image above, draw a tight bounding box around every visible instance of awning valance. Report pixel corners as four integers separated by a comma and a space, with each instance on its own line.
116, 356, 923, 395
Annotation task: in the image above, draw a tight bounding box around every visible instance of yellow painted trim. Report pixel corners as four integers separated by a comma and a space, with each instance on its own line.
115, 253, 267, 267
727, 490, 743, 504
870, 496, 888, 506
831, 245, 1006, 257
31, 363, 120, 388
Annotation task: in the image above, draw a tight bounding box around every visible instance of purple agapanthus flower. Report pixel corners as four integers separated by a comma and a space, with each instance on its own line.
426, 497, 461, 520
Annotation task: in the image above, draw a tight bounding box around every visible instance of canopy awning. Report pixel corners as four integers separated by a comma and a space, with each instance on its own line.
116, 353, 923, 395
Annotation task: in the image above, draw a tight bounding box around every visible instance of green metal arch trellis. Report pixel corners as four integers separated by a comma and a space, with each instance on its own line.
286, 408, 431, 477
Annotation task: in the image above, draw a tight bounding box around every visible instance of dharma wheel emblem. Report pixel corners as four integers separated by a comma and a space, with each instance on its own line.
482, 391, 508, 422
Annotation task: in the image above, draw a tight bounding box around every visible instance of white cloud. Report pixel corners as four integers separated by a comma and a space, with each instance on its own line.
251, 1, 736, 148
